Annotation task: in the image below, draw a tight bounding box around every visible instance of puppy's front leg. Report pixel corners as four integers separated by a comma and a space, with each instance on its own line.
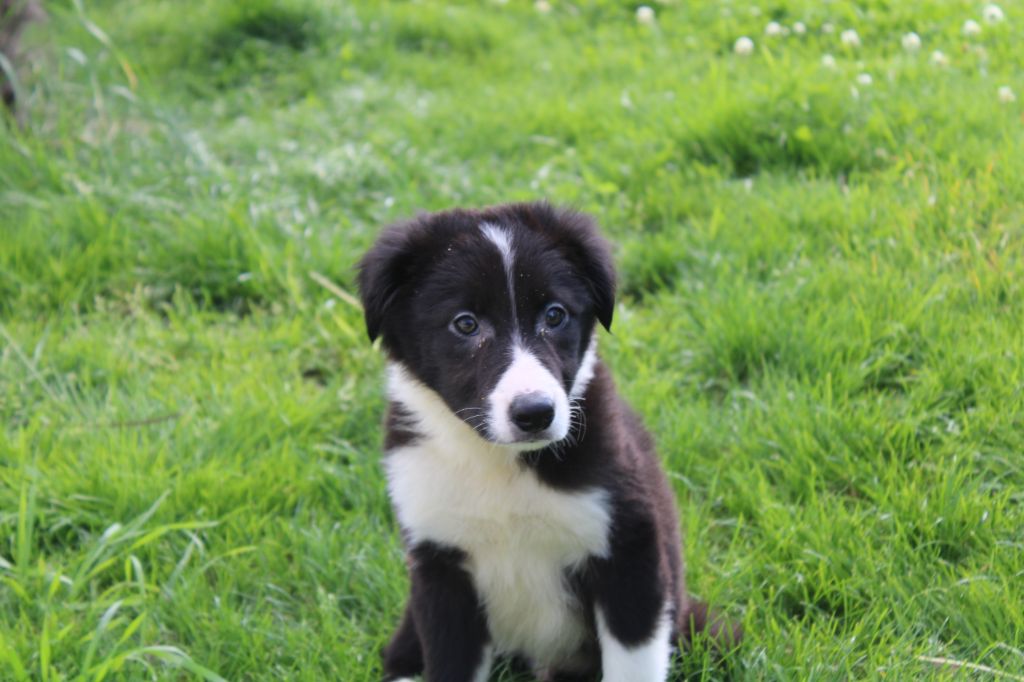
592, 514, 673, 682
408, 542, 493, 682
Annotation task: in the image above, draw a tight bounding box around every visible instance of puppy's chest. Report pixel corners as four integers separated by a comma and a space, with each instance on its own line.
386, 441, 612, 662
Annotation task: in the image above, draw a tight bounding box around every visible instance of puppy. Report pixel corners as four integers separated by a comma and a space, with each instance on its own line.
358, 202, 739, 681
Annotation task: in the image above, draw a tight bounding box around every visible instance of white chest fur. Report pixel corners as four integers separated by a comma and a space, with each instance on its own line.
384, 363, 613, 665
386, 441, 611, 665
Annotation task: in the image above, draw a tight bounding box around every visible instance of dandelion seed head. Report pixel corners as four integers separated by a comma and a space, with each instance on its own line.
821, 53, 837, 68
765, 21, 784, 37
963, 19, 982, 36
901, 32, 921, 52
856, 73, 873, 86
840, 28, 861, 47
998, 85, 1016, 103
930, 50, 949, 67
636, 5, 656, 25
734, 36, 755, 56
983, 4, 1005, 23
793, 21, 807, 35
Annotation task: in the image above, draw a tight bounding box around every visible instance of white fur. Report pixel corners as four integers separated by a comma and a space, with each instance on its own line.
473, 645, 494, 682
386, 363, 612, 669
480, 222, 514, 276
487, 345, 570, 448
480, 222, 517, 324
595, 601, 673, 682
570, 336, 598, 400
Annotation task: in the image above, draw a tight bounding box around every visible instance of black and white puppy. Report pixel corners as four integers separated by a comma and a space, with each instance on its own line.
358, 202, 738, 682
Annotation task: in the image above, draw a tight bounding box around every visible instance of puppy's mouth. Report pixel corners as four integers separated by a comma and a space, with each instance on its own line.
475, 417, 573, 454
460, 417, 568, 451
498, 431, 565, 452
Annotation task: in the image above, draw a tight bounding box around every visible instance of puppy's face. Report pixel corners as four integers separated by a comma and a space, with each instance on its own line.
359, 203, 615, 451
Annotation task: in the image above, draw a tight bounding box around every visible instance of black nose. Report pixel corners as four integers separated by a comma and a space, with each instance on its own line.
509, 393, 555, 434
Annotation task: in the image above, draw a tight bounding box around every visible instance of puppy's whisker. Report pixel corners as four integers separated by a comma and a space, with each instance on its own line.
455, 407, 485, 417
566, 398, 587, 445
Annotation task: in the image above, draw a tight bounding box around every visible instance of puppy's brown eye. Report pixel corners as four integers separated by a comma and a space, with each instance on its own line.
452, 313, 479, 336
543, 303, 567, 329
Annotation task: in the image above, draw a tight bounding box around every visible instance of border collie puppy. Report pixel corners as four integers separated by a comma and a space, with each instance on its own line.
358, 202, 738, 682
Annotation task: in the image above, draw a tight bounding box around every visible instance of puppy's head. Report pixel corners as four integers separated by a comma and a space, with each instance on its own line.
358, 202, 615, 451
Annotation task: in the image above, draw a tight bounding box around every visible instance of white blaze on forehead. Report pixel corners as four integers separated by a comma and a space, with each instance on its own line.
480, 222, 514, 273
480, 222, 518, 324
488, 345, 570, 448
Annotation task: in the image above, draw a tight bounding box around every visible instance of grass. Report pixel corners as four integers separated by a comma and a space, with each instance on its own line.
1, 0, 1022, 679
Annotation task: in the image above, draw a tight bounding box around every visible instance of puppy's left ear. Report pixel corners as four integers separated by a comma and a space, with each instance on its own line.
558, 208, 616, 331
357, 225, 415, 343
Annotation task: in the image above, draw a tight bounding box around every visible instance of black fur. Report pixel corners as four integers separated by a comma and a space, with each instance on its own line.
397, 542, 491, 682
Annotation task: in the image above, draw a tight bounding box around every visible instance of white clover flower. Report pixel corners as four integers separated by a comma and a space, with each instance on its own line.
822, 22, 835, 34
734, 36, 755, 56
636, 5, 656, 25
856, 73, 873, 86
998, 85, 1016, 102
984, 4, 1005, 23
821, 53, 837, 68
765, 21, 784, 36
793, 21, 807, 35
963, 19, 982, 36
841, 29, 861, 47
901, 32, 921, 52
930, 49, 949, 66
534, 0, 551, 13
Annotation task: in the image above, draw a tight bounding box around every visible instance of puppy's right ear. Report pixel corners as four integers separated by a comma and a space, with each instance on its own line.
357, 226, 414, 343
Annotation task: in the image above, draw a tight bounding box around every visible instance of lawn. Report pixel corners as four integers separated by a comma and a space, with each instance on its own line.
1, 0, 1022, 679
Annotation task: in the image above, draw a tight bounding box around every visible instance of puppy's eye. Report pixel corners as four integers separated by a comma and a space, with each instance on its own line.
543, 303, 568, 329
452, 313, 480, 336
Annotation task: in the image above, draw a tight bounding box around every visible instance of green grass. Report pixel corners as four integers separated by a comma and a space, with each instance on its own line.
2, 0, 1023, 679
